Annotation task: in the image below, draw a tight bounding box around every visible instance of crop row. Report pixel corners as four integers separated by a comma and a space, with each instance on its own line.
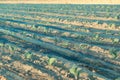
1, 23, 120, 61
1, 27, 120, 79
1, 18, 120, 49
1, 19, 120, 60
0, 36, 109, 80
0, 5, 119, 19
1, 13, 120, 34
0, 12, 120, 33
0, 8, 120, 26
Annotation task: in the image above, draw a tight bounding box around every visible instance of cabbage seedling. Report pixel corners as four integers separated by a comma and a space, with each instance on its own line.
48, 57, 57, 65
109, 48, 118, 59
93, 34, 99, 41
113, 38, 119, 44
8, 45, 14, 51
69, 65, 82, 79
0, 43, 4, 47
115, 77, 120, 80
0, 43, 4, 53
24, 52, 32, 59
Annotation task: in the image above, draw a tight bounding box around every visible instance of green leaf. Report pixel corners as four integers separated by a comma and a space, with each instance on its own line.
93, 34, 99, 40
113, 38, 119, 44
109, 48, 118, 59
69, 66, 77, 75
25, 52, 32, 59
48, 58, 56, 65
8, 46, 13, 52
69, 65, 82, 79
0, 43, 4, 47
115, 77, 120, 80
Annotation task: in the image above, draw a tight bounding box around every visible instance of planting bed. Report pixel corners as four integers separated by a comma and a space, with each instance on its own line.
0, 4, 120, 80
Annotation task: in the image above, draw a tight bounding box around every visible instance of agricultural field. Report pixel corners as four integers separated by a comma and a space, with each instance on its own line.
0, 4, 120, 80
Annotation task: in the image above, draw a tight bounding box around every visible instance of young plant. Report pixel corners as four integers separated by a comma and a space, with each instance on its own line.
8, 45, 14, 54
43, 27, 48, 33
80, 44, 89, 50
0, 43, 4, 53
0, 43, 4, 47
115, 15, 120, 20
24, 52, 32, 59
31, 26, 36, 30
109, 48, 118, 59
61, 41, 69, 48
0, 43, 3, 49
93, 33, 99, 41
69, 65, 82, 79
109, 23, 116, 28
113, 38, 119, 44
48, 57, 57, 65
115, 77, 120, 80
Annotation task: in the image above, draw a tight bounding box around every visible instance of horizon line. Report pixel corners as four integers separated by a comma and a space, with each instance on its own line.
0, 0, 120, 4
